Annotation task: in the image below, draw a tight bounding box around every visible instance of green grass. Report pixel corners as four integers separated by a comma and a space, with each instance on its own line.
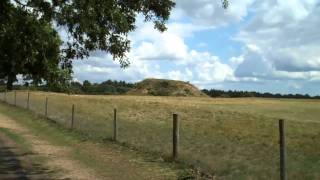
0, 101, 182, 179
0, 127, 32, 152
1, 90, 320, 179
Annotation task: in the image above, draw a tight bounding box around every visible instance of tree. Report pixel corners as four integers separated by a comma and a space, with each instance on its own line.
1, 0, 229, 89
1, 0, 177, 89
0, 2, 62, 90
82, 80, 92, 93
9, 0, 177, 68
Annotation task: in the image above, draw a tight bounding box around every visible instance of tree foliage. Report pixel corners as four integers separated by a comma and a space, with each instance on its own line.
0, 0, 176, 89
11, 0, 176, 68
0, 0, 231, 90
202, 89, 318, 99
36, 79, 135, 95
0, 1, 62, 90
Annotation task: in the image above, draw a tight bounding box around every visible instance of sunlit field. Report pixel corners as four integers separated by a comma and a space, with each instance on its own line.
1, 90, 320, 179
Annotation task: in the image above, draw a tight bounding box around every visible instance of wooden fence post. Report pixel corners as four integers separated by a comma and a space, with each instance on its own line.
4, 90, 6, 102
113, 108, 118, 141
27, 91, 30, 109
172, 113, 179, 160
71, 104, 75, 129
45, 97, 48, 117
14, 91, 16, 106
279, 119, 287, 180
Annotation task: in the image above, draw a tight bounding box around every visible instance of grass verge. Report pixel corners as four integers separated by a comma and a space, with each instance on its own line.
0, 127, 32, 152
0, 102, 193, 179
2, 91, 320, 179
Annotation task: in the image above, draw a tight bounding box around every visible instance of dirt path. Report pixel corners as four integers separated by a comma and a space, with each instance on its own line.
0, 113, 102, 180
0, 104, 183, 180
0, 132, 56, 179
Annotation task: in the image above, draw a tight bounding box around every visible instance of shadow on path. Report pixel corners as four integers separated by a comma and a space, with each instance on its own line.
0, 136, 56, 180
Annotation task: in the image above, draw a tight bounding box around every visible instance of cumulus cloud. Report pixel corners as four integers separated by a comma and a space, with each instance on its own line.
233, 45, 320, 83
234, 47, 273, 79
72, 1, 243, 85
133, 32, 188, 61
236, 1, 320, 68
233, 0, 320, 84
175, 0, 255, 26
71, 0, 320, 94
73, 18, 234, 86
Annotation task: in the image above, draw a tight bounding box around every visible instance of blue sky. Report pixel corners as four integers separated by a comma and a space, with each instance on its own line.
73, 0, 320, 95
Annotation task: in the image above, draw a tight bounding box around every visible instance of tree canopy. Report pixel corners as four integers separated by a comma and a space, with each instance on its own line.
0, 2, 62, 90
9, 0, 176, 68
0, 0, 229, 90
0, 0, 176, 89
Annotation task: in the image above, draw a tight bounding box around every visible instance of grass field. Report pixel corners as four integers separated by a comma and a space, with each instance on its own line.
1, 90, 320, 179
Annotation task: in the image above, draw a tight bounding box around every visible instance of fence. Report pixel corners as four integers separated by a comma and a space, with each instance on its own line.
0, 90, 319, 179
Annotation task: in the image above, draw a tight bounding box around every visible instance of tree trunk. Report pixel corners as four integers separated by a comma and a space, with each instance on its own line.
6, 74, 15, 90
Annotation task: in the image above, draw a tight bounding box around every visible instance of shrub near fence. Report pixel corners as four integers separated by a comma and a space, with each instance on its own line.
0, 90, 320, 179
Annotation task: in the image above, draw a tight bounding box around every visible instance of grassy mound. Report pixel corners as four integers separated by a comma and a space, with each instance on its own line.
127, 78, 207, 97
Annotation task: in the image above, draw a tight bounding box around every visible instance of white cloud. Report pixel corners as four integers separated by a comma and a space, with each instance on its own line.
133, 32, 188, 61
288, 81, 302, 89
229, 55, 244, 68
236, 0, 320, 72
129, 20, 213, 61
71, 0, 320, 95
233, 46, 320, 83
73, 17, 235, 86
233, 0, 320, 84
175, 0, 255, 26
187, 50, 234, 82
72, 1, 247, 86
261, 0, 316, 24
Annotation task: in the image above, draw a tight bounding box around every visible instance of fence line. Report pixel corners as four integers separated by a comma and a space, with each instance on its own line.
172, 113, 179, 160
27, 91, 30, 109
71, 104, 75, 129
4, 90, 6, 102
0, 90, 302, 179
14, 91, 16, 106
113, 108, 118, 141
279, 119, 287, 180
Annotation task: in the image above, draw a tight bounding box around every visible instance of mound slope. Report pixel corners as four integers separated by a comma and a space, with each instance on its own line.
127, 78, 207, 97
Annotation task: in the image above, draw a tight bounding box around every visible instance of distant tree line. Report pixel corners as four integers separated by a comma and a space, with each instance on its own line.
202, 89, 320, 99
39, 79, 135, 95
1, 78, 319, 99
0, 79, 135, 95
69, 80, 135, 95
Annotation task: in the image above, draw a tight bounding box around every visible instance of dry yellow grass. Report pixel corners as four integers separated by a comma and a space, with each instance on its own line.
1, 90, 320, 179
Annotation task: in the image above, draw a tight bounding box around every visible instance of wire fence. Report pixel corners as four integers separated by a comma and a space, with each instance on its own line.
0, 90, 319, 179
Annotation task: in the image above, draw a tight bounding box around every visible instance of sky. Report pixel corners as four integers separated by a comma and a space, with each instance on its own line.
71, 0, 320, 95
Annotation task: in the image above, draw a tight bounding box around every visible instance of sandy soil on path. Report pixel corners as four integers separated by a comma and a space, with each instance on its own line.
0, 113, 103, 180
0, 132, 56, 179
